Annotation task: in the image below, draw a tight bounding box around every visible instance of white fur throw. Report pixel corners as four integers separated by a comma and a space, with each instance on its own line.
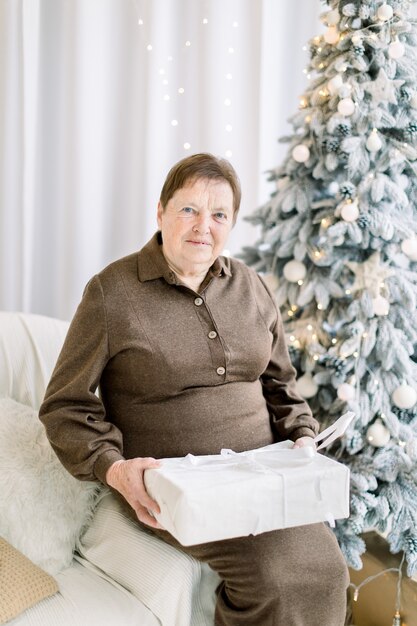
0, 397, 100, 575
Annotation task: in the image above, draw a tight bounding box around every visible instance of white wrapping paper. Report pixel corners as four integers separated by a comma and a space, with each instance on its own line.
144, 441, 350, 546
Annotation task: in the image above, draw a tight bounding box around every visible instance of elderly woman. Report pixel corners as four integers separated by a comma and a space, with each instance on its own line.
40, 153, 349, 626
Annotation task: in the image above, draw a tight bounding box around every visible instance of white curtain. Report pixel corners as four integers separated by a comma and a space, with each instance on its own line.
0, 0, 322, 320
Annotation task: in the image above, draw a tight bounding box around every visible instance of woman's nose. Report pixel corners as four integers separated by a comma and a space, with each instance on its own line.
193, 213, 210, 233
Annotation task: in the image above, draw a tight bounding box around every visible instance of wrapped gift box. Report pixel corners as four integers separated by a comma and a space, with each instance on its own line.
144, 441, 350, 546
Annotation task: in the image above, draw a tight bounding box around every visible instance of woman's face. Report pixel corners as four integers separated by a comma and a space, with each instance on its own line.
157, 177, 235, 276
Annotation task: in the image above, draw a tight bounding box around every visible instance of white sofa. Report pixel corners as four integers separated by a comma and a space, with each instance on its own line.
0, 311, 219, 626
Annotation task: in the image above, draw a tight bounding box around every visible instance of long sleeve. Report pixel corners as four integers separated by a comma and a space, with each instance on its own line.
255, 275, 319, 442
39, 275, 124, 485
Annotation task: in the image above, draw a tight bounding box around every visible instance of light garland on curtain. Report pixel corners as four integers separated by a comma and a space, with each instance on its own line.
134, 2, 240, 159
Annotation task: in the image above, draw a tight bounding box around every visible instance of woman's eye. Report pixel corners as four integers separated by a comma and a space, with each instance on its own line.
215, 212, 227, 220
182, 207, 194, 214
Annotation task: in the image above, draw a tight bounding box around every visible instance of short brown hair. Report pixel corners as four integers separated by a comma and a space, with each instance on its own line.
159, 153, 241, 220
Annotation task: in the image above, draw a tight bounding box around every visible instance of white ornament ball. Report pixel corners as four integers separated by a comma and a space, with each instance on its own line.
372, 295, 390, 316
410, 94, 417, 109
401, 238, 417, 261
328, 75, 343, 95
324, 26, 340, 45
292, 144, 310, 163
283, 260, 307, 283
335, 59, 348, 73
338, 97, 355, 117
296, 373, 318, 399
366, 419, 390, 447
340, 200, 359, 222
366, 131, 382, 152
337, 383, 356, 402
326, 9, 340, 26
377, 3, 394, 21
388, 40, 405, 59
392, 384, 417, 409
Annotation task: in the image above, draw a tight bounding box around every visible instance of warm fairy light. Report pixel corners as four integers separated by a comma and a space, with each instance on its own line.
225, 150, 233, 157
321, 218, 329, 227
290, 335, 296, 342
319, 89, 329, 97
313, 355, 319, 361
147, 44, 153, 51
332, 338, 337, 344
362, 332, 368, 338
299, 97, 308, 108
294, 340, 301, 349
203, 18, 208, 24
291, 305, 298, 312
345, 289, 351, 295
178, 87, 185, 94
298, 279, 304, 286
171, 119, 178, 126
288, 310, 294, 317
305, 116, 312, 124
138, 18, 144, 25
353, 351, 359, 358
307, 324, 313, 331
185, 40, 191, 47
317, 303, 323, 310
184, 142, 191, 149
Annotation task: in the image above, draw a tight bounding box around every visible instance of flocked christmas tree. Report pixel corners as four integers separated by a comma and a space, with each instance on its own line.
241, 0, 417, 576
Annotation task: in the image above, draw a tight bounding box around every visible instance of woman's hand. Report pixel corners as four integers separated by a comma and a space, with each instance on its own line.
292, 436, 317, 450
106, 458, 164, 529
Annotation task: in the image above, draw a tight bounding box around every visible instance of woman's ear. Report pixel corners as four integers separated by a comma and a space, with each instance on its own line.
157, 201, 163, 228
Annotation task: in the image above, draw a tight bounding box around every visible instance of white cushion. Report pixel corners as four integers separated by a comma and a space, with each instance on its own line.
0, 397, 100, 575
0, 311, 69, 410
77, 492, 219, 626
7, 560, 160, 626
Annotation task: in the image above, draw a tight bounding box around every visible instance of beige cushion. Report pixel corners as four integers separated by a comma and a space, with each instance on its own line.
0, 537, 58, 624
